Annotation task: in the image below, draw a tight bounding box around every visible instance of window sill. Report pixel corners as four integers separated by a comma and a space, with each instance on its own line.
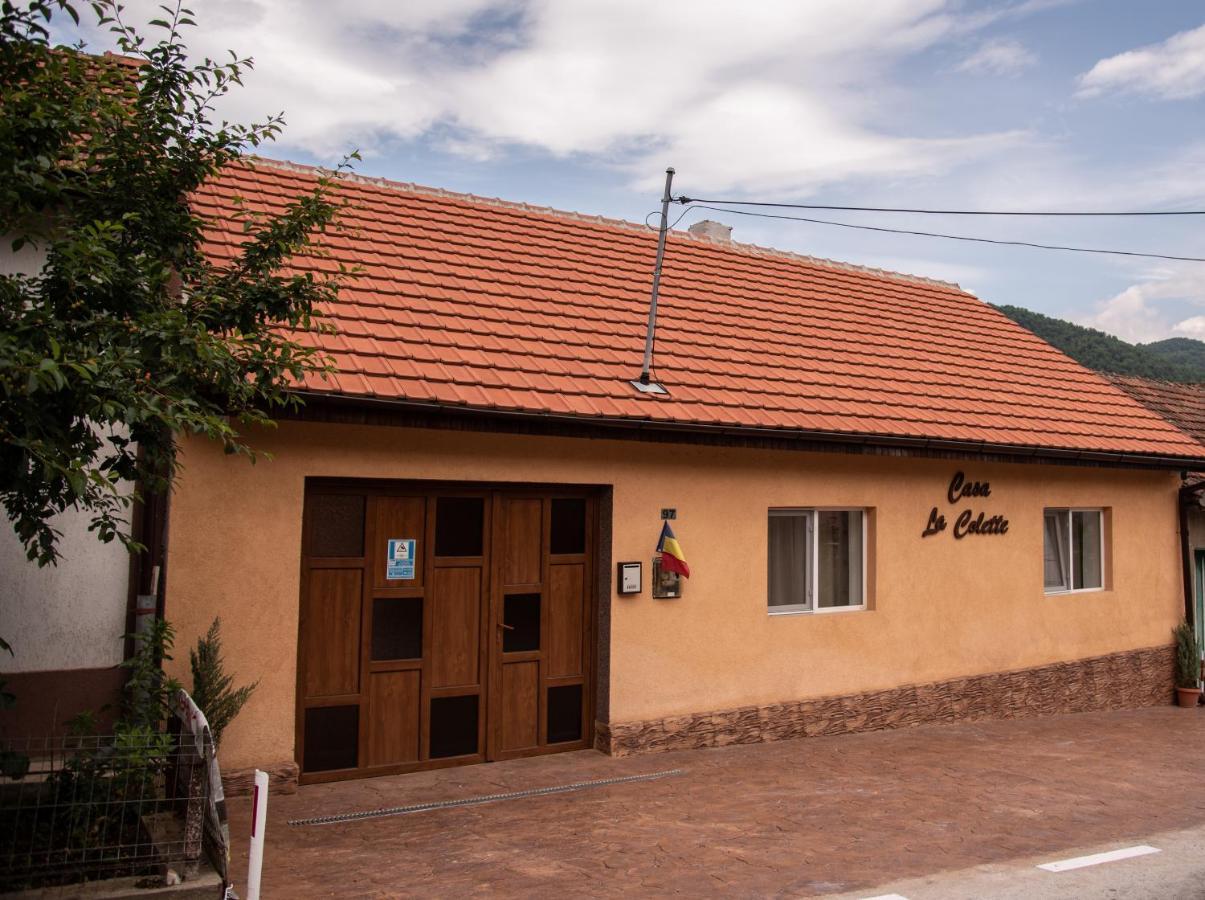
768, 605, 868, 617
1044, 587, 1108, 597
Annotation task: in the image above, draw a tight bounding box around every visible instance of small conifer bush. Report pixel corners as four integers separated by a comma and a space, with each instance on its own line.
1173, 622, 1201, 689
190, 618, 258, 748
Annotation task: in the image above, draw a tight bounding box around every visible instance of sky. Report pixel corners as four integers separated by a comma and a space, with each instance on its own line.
72, 0, 1205, 344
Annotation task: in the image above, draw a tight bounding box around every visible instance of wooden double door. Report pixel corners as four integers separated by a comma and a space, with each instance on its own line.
297, 482, 596, 783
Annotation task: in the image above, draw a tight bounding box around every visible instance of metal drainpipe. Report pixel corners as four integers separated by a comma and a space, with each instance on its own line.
1178, 481, 1201, 627
125, 472, 170, 663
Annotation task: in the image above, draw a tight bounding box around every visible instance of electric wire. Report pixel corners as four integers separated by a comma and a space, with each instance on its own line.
677, 204, 1205, 263
645, 206, 697, 231
673, 197, 1205, 217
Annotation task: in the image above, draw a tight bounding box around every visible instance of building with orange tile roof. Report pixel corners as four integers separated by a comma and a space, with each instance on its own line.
161, 158, 1205, 787
1106, 372, 1205, 684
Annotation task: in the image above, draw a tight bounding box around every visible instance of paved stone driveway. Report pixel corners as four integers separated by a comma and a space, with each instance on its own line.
226, 707, 1205, 898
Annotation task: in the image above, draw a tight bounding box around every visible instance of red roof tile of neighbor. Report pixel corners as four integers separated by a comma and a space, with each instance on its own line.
1105, 374, 1205, 446
192, 159, 1205, 461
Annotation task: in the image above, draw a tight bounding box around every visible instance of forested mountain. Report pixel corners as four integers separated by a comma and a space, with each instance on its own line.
994, 304, 1205, 383
1144, 338, 1205, 376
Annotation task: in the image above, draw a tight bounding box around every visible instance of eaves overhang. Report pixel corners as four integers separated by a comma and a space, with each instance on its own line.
283, 389, 1205, 473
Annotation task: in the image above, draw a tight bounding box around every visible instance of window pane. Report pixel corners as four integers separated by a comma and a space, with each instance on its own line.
429, 695, 479, 758
1072, 511, 1103, 590
817, 510, 863, 608
1044, 510, 1070, 591
547, 684, 583, 743
503, 593, 541, 652
435, 497, 484, 557
371, 598, 422, 661
307, 494, 365, 557
303, 705, 359, 772
768, 512, 810, 609
550, 498, 587, 554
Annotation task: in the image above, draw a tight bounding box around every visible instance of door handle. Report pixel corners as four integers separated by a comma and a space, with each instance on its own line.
499, 623, 514, 631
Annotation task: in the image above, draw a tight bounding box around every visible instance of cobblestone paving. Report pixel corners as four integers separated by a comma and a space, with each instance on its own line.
226, 707, 1205, 898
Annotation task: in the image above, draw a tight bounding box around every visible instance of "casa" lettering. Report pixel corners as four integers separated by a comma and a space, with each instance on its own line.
947, 471, 991, 505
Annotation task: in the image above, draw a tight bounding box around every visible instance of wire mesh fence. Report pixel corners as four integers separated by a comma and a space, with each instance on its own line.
0, 720, 209, 891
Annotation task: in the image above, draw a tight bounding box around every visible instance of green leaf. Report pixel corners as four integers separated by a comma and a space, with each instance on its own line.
1, 0, 353, 565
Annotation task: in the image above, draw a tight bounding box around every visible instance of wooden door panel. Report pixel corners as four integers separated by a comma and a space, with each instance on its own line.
548, 563, 585, 678
366, 670, 421, 766
302, 568, 362, 697
302, 483, 591, 782
499, 497, 542, 587
431, 567, 481, 688
372, 496, 426, 590
500, 661, 539, 752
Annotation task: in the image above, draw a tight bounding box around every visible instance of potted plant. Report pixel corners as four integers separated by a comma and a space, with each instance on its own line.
1173, 622, 1201, 708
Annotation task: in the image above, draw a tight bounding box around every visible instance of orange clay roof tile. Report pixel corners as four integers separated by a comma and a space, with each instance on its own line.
1105, 375, 1205, 447
191, 158, 1205, 461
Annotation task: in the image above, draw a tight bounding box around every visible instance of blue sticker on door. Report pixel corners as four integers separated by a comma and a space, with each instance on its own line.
386, 538, 416, 580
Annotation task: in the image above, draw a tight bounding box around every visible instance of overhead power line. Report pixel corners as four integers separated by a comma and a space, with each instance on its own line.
676, 204, 1205, 263
674, 197, 1205, 217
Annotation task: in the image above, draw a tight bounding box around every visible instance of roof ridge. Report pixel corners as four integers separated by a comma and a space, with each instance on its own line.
247, 156, 964, 293
100, 51, 145, 69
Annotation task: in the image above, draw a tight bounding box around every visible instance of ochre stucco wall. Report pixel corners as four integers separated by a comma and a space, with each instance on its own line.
164, 420, 1184, 771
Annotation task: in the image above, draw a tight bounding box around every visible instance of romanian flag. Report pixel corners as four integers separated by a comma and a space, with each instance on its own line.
656, 521, 690, 578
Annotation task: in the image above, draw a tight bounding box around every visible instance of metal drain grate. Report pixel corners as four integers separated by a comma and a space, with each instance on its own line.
288, 768, 685, 827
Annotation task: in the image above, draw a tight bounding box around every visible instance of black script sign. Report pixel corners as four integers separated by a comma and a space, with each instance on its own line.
953, 509, 1009, 539
921, 471, 1009, 539
947, 471, 991, 505
922, 507, 946, 537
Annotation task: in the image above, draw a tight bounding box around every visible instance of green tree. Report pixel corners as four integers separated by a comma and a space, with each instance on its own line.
995, 304, 1205, 383
0, 0, 351, 566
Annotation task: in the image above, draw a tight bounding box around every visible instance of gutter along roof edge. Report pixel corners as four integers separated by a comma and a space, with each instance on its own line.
285, 390, 1205, 471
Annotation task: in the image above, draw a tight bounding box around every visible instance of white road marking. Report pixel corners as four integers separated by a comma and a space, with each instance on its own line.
1037, 845, 1161, 872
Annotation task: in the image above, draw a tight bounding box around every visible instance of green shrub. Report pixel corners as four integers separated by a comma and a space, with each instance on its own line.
121, 618, 181, 730
190, 618, 258, 748
1173, 622, 1201, 689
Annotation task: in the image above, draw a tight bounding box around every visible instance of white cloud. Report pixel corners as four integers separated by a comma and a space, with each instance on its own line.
1081, 266, 1205, 343
956, 39, 1037, 76
950, 139, 1205, 213
1080, 285, 1168, 343
1077, 23, 1205, 100
76, 0, 1025, 192
1172, 315, 1205, 339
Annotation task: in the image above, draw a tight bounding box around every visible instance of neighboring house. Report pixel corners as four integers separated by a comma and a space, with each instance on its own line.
0, 53, 162, 739
0, 238, 132, 737
1106, 373, 1205, 660
33, 156, 1199, 790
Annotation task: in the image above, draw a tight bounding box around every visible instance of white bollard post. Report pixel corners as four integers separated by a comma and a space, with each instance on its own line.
246, 769, 269, 900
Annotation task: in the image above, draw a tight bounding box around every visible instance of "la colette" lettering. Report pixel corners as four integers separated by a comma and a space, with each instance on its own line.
921, 471, 1010, 539
953, 509, 1009, 539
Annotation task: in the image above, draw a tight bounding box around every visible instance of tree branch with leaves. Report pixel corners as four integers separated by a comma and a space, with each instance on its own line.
0, 0, 353, 566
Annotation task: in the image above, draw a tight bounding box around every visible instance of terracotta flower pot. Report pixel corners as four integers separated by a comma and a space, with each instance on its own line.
1175, 686, 1202, 708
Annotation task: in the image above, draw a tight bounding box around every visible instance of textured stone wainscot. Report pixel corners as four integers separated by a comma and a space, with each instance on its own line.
222, 760, 300, 797
600, 645, 1175, 756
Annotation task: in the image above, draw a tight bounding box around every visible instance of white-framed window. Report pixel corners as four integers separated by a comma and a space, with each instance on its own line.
768, 508, 866, 613
1044, 508, 1105, 594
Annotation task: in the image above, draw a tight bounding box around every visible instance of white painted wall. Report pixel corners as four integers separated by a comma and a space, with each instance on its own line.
0, 514, 130, 671
1, 231, 131, 672
0, 231, 50, 277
